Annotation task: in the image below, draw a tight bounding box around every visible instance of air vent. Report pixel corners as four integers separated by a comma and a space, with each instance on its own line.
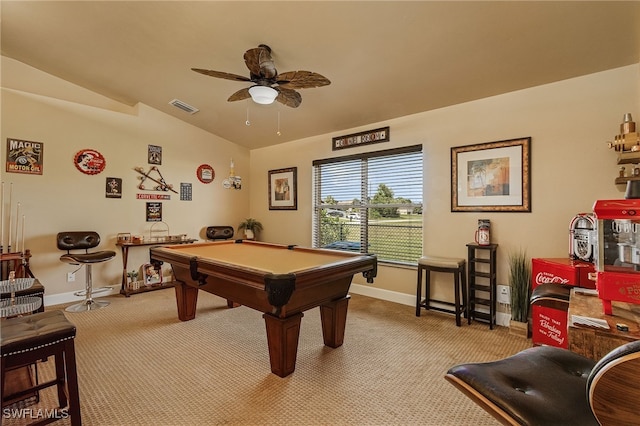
169, 99, 199, 115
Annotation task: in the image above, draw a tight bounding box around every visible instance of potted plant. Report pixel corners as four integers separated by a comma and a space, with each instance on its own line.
238, 218, 263, 240
126, 270, 139, 290
509, 248, 532, 338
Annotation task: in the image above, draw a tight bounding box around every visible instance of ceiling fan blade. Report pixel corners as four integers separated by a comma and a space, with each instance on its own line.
191, 68, 251, 82
227, 87, 252, 102
275, 87, 302, 108
244, 45, 277, 80
276, 71, 331, 89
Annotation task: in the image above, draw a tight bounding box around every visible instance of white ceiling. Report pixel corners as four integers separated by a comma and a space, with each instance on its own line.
2, 1, 639, 150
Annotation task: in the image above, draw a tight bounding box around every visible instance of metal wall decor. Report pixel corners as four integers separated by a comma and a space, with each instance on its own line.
134, 166, 177, 193
146, 202, 162, 222
196, 164, 215, 184
74, 149, 106, 175
6, 138, 44, 175
332, 127, 390, 151
148, 145, 162, 165
223, 159, 242, 190
105, 177, 122, 198
180, 183, 192, 201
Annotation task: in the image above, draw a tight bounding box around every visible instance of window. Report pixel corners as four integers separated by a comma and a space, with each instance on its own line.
313, 145, 423, 265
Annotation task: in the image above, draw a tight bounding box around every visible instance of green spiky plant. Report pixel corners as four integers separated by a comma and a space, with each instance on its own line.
509, 249, 532, 323
238, 218, 263, 239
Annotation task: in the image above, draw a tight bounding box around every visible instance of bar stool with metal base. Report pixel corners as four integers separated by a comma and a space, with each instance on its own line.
1, 310, 81, 425
416, 255, 467, 326
57, 231, 116, 312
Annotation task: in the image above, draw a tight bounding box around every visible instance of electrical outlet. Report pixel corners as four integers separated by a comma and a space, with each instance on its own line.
67, 272, 76, 282
497, 285, 510, 304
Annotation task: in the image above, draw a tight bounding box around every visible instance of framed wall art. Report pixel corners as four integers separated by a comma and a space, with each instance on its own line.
451, 137, 531, 212
268, 167, 297, 210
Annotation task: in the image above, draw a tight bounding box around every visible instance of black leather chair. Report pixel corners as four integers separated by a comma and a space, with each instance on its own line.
445, 340, 640, 425
57, 231, 116, 312
445, 285, 640, 425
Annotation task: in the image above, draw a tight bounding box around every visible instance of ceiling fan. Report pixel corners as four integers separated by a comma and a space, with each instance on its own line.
191, 44, 330, 108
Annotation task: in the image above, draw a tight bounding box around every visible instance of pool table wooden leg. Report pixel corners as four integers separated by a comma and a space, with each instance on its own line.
174, 281, 199, 321
320, 295, 350, 348
263, 312, 304, 378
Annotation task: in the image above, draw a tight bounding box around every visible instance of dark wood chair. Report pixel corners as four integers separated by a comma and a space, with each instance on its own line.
416, 255, 467, 326
1, 310, 81, 425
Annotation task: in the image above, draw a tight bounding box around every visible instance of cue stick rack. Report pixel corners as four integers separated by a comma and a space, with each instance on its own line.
1, 250, 34, 280
1, 182, 31, 280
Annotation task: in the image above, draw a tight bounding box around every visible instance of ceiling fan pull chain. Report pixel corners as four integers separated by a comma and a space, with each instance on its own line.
245, 103, 251, 126
277, 110, 281, 136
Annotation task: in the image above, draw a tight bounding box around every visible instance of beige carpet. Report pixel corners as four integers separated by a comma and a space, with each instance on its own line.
3, 289, 530, 425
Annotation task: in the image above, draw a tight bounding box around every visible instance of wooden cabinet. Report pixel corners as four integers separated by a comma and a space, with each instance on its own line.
568, 289, 640, 360
467, 243, 498, 329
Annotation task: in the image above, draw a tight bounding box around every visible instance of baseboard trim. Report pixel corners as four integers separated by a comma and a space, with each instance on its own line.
44, 285, 120, 307
44, 283, 512, 328
350, 283, 510, 328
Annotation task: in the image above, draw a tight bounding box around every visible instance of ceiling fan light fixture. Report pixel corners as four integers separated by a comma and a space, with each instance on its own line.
248, 86, 278, 105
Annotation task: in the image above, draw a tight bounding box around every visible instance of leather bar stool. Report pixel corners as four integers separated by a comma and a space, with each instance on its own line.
205, 226, 235, 241
1, 310, 81, 425
416, 255, 467, 326
57, 231, 116, 312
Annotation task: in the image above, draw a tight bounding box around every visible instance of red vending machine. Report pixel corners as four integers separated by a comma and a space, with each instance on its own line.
531, 214, 596, 348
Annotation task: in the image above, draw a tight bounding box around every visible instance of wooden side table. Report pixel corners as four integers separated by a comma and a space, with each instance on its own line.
117, 238, 197, 297
568, 289, 640, 360
467, 243, 498, 329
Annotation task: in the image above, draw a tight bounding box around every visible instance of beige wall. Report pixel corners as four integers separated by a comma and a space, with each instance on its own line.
2, 56, 639, 312
250, 64, 640, 305
1, 57, 250, 300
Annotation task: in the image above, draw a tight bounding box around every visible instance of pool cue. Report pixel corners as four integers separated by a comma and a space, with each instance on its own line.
21, 215, 25, 255
14, 202, 20, 252
7, 183, 12, 254
18, 215, 26, 277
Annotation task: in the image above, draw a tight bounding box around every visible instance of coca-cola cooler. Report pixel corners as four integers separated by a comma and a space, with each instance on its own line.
531, 259, 595, 348
531, 213, 597, 348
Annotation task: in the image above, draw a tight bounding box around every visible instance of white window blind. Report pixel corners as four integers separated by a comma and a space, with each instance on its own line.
313, 145, 423, 265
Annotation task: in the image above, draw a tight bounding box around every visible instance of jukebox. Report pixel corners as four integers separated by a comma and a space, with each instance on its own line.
593, 199, 640, 315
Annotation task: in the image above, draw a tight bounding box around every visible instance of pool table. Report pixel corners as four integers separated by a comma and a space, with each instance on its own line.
150, 240, 377, 377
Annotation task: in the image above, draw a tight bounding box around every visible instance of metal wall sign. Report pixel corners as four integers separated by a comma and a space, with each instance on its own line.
6, 138, 44, 175
74, 149, 106, 175
332, 127, 390, 151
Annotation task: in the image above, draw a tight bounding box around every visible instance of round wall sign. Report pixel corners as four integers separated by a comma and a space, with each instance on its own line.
197, 164, 215, 184
73, 149, 106, 175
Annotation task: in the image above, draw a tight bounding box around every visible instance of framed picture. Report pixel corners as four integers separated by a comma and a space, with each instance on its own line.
141, 263, 162, 286
268, 167, 297, 210
451, 137, 531, 212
